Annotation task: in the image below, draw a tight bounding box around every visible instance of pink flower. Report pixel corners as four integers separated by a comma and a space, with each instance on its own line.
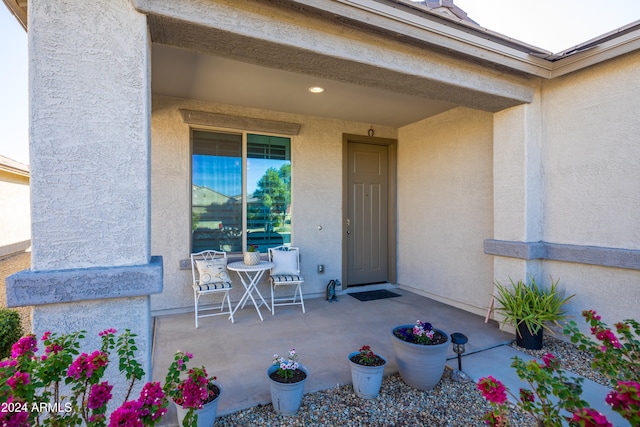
10, 335, 38, 358
583, 310, 601, 321
6, 372, 30, 389
45, 343, 63, 354
614, 322, 629, 332
99, 328, 117, 337
40, 331, 51, 341
137, 382, 167, 421
0, 359, 17, 368
108, 400, 144, 427
595, 329, 621, 349
571, 408, 613, 427
0, 409, 29, 427
88, 382, 113, 410
606, 381, 640, 413
519, 388, 534, 403
542, 353, 559, 369
478, 376, 508, 405
67, 350, 108, 380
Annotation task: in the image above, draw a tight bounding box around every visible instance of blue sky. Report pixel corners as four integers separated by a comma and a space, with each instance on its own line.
1, 1, 639, 165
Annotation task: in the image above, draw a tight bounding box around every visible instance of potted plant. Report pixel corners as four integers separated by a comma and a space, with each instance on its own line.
244, 244, 260, 265
164, 351, 222, 427
390, 320, 450, 390
493, 276, 574, 350
347, 345, 387, 399
266, 348, 309, 415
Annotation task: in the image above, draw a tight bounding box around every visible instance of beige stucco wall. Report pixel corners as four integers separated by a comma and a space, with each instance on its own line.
0, 170, 30, 256
396, 107, 494, 317
538, 50, 640, 324
150, 96, 396, 313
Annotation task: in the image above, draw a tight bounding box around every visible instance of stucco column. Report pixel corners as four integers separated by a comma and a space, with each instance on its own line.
488, 92, 544, 300
6, 0, 161, 401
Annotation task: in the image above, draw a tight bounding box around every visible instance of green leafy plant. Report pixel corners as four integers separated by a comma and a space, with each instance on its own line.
479, 309, 640, 427
564, 309, 640, 386
0, 309, 23, 359
247, 244, 258, 252
271, 348, 301, 380
0, 329, 213, 427
478, 353, 591, 426
494, 277, 574, 336
351, 345, 385, 367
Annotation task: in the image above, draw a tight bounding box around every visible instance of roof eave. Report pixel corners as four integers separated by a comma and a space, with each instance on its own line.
2, 0, 28, 31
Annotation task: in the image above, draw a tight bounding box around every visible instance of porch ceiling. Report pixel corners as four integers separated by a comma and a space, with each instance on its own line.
151, 44, 458, 127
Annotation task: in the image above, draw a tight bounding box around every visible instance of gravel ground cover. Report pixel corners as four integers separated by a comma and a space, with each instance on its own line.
510, 334, 609, 386
216, 368, 536, 427
215, 335, 605, 426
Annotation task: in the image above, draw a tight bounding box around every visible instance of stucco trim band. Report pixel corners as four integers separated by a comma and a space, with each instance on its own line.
5, 256, 164, 307
179, 109, 301, 135
484, 240, 640, 271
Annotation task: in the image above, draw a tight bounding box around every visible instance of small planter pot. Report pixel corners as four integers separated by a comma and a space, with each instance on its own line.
516, 323, 544, 350
244, 251, 261, 265
266, 364, 309, 415
390, 325, 450, 391
348, 352, 387, 399
174, 382, 222, 427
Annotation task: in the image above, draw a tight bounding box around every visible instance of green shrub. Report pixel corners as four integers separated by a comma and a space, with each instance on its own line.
0, 309, 23, 359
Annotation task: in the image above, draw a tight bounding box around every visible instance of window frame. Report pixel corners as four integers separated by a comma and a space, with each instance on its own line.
189, 126, 293, 254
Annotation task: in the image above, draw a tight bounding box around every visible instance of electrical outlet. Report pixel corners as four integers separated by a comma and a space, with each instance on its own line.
317, 264, 324, 273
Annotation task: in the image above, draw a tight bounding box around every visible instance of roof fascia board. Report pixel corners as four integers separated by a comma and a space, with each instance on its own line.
0, 163, 29, 177
549, 30, 640, 78
293, 0, 554, 78
2, 0, 27, 30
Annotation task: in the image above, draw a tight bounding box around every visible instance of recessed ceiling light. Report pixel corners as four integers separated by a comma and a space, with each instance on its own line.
308, 86, 325, 93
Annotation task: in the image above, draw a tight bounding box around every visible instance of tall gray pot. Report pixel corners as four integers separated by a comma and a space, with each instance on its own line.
266, 364, 309, 415
390, 325, 450, 391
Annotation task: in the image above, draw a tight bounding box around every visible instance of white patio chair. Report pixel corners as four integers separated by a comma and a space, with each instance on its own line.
191, 250, 234, 327
268, 246, 305, 314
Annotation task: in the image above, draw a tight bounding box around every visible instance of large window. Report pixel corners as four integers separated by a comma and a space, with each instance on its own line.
191, 130, 292, 253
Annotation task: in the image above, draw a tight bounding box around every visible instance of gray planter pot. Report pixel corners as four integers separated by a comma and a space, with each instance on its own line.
390, 325, 450, 391
348, 352, 387, 399
266, 364, 309, 415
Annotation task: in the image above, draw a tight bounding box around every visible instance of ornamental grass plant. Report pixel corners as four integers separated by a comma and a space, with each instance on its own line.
494, 277, 574, 337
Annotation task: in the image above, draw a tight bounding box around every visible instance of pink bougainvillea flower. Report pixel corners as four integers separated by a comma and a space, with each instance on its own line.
583, 310, 601, 321
595, 329, 621, 349
87, 382, 113, 410
571, 408, 613, 427
10, 335, 38, 358
519, 388, 535, 403
108, 400, 144, 427
478, 376, 508, 405
542, 353, 559, 369
67, 350, 108, 380
6, 372, 30, 389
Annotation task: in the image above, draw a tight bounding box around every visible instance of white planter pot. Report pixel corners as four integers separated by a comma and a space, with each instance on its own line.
266, 364, 309, 415
348, 352, 387, 399
174, 381, 222, 427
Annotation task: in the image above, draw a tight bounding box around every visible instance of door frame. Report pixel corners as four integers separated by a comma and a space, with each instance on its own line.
342, 133, 397, 289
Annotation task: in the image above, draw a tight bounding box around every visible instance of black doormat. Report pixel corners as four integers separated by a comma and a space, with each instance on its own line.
349, 289, 401, 302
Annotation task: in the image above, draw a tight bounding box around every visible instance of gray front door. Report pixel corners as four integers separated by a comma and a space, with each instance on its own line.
347, 141, 389, 286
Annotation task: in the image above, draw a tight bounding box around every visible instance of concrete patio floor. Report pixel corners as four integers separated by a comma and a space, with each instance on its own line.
151, 285, 513, 423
